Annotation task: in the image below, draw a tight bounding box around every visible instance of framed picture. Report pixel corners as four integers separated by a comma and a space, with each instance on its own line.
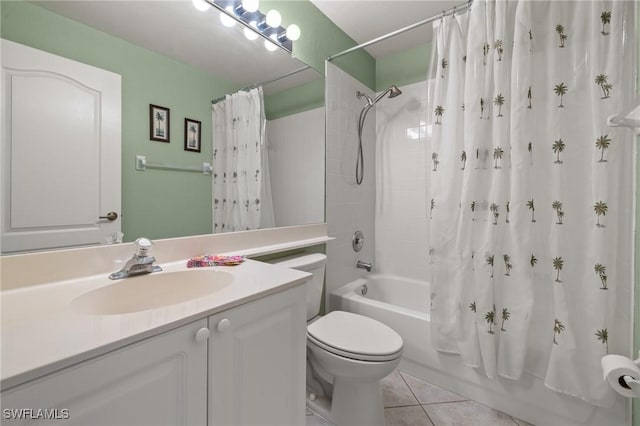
184, 118, 202, 153
149, 104, 170, 142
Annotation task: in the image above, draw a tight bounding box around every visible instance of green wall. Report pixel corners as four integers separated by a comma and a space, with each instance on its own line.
262, 0, 376, 90
1, 1, 240, 241
265, 78, 325, 120
260, 0, 376, 113
376, 42, 432, 91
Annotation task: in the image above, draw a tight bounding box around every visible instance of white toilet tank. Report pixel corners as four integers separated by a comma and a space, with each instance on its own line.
272, 253, 326, 321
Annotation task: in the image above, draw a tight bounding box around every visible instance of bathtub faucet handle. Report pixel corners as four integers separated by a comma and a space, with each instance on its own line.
356, 260, 373, 272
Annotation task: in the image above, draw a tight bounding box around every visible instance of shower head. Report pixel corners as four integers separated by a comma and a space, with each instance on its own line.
354, 84, 402, 185
372, 85, 402, 104
356, 84, 403, 134
356, 85, 402, 107
388, 85, 402, 98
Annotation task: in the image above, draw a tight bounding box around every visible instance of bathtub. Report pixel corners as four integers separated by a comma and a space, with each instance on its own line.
330, 274, 629, 426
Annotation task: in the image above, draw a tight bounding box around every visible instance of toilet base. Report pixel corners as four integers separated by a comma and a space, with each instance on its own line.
306, 391, 331, 422
306, 379, 385, 426
306, 343, 400, 426
305, 311, 402, 426
331, 377, 385, 426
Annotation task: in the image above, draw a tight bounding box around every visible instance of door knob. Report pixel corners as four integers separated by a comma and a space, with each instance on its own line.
217, 319, 231, 333
99, 211, 118, 221
195, 327, 210, 343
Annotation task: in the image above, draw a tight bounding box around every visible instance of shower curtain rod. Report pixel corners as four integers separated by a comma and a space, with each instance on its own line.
211, 65, 312, 104
326, 0, 473, 62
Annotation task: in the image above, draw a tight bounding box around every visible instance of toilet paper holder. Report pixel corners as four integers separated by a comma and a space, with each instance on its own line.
621, 353, 640, 393
604, 351, 640, 398
621, 375, 640, 391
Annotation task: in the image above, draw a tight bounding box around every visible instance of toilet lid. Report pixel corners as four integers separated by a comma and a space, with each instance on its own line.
307, 311, 403, 361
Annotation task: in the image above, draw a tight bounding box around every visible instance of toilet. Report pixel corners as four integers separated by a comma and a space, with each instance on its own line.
273, 253, 403, 426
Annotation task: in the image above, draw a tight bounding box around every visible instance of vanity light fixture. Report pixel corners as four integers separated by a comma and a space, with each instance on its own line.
219, 6, 237, 27
243, 22, 259, 41
192, 0, 211, 12
242, 0, 259, 13
264, 35, 279, 52
265, 10, 281, 28
197, 0, 300, 53
285, 24, 301, 42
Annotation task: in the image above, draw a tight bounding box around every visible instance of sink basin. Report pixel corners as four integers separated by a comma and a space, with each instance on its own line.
70, 269, 234, 315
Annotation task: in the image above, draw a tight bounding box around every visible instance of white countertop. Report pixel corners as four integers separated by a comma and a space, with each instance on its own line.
224, 236, 332, 258
0, 259, 311, 390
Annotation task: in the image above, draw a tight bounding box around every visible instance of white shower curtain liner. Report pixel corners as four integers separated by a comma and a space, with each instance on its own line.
212, 87, 274, 233
427, 0, 636, 406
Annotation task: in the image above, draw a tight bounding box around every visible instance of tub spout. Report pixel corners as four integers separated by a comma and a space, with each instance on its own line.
356, 260, 373, 272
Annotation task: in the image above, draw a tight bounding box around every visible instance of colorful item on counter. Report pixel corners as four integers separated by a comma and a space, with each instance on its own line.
187, 255, 245, 268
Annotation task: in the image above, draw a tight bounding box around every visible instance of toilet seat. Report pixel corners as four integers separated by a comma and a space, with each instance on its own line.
307, 311, 403, 362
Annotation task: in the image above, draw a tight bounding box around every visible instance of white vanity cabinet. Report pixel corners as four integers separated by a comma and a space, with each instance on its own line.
1, 285, 307, 426
1, 319, 209, 426
208, 284, 307, 426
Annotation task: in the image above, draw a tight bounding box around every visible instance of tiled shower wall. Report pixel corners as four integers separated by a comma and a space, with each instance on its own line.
374, 80, 429, 282
325, 65, 430, 304
325, 63, 376, 305
267, 107, 325, 227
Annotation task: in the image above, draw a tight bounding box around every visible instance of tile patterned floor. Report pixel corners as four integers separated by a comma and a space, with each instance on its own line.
305, 369, 534, 426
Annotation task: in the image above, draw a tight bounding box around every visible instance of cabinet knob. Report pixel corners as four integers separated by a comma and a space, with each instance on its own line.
217, 318, 231, 333
195, 327, 210, 343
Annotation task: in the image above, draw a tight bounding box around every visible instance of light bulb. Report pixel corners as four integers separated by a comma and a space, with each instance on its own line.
244, 23, 259, 41
286, 24, 301, 41
219, 7, 236, 27
191, 0, 210, 12
242, 0, 259, 13
264, 38, 278, 52
265, 9, 281, 27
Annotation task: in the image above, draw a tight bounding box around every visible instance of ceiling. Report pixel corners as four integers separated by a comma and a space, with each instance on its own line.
310, 0, 462, 58
31, 0, 461, 91
32, 0, 317, 93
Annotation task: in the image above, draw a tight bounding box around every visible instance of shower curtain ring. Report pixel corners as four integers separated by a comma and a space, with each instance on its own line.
441, 10, 446, 21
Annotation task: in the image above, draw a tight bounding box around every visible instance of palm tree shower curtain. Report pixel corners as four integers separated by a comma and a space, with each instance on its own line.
212, 87, 274, 233
427, 0, 636, 406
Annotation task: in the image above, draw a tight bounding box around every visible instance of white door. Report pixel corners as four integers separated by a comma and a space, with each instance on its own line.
1, 39, 121, 253
1, 319, 208, 426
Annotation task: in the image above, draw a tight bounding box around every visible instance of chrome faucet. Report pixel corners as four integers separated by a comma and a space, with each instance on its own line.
109, 237, 162, 280
356, 260, 373, 272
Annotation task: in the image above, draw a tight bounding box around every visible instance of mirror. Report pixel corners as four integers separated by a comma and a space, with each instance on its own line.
1, 0, 324, 253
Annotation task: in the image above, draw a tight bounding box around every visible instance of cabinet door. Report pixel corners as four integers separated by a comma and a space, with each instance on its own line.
208, 286, 306, 426
1, 319, 208, 426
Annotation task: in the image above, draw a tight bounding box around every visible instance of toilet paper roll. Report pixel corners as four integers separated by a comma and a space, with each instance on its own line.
601, 354, 640, 398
